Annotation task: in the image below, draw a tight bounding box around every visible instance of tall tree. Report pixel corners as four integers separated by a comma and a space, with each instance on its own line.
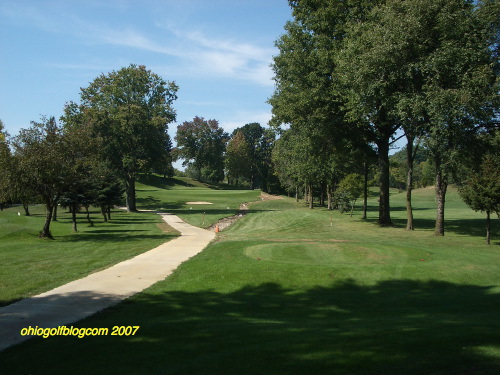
233, 123, 264, 189
258, 128, 279, 194
225, 130, 251, 185
270, 0, 387, 221
272, 128, 324, 208
420, 0, 499, 235
64, 64, 178, 212
337, 0, 499, 230
175, 116, 228, 183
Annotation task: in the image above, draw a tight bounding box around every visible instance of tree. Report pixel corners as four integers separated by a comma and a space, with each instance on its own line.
335, 173, 364, 216
234, 123, 263, 189
337, 0, 499, 232
258, 128, 280, 194
272, 128, 324, 209
175, 116, 228, 183
225, 130, 251, 185
64, 64, 178, 212
92, 164, 125, 222
419, 0, 499, 235
12, 117, 97, 238
228, 123, 277, 190
270, 0, 389, 222
459, 154, 500, 245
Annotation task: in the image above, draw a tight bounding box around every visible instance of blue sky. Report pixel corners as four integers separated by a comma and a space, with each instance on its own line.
0, 0, 292, 147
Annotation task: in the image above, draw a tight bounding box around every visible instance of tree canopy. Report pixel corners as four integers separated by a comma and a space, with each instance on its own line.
270, 0, 499, 231
63, 64, 178, 212
175, 116, 228, 183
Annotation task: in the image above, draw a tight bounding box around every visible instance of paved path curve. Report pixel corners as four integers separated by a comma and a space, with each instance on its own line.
0, 214, 215, 352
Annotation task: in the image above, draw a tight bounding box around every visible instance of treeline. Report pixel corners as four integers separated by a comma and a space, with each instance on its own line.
0, 64, 282, 239
174, 119, 280, 192
0, 65, 178, 238
269, 0, 500, 239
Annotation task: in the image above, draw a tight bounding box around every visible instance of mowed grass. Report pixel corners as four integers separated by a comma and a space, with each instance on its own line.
0, 205, 178, 307
136, 175, 262, 227
1, 183, 500, 374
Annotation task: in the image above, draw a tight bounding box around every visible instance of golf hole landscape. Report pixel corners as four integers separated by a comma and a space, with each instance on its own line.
0, 175, 499, 374
1, 1, 499, 373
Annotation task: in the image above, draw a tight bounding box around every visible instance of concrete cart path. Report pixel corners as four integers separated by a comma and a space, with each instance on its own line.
0, 213, 215, 352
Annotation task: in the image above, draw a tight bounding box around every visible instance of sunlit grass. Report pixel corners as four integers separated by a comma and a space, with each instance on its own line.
135, 175, 262, 227
0, 205, 177, 306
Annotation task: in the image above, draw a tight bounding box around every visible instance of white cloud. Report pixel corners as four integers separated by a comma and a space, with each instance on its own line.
94, 27, 182, 56
219, 110, 273, 133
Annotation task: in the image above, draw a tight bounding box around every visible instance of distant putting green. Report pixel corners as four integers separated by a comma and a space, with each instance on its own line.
135, 175, 262, 227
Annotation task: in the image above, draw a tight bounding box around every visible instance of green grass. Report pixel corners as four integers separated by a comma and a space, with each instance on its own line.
0, 205, 179, 307
1, 181, 500, 374
136, 175, 262, 227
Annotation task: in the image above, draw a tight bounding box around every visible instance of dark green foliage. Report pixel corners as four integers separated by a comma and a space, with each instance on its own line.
335, 173, 364, 214
226, 123, 278, 191
11, 117, 99, 238
64, 64, 178, 212
175, 116, 228, 183
271, 0, 499, 231
225, 130, 251, 186
460, 154, 500, 244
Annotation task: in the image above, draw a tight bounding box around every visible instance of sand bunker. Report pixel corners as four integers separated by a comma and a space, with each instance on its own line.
186, 201, 213, 205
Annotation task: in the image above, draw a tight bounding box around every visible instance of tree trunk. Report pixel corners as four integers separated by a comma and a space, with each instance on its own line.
250, 169, 255, 190
486, 210, 491, 245
107, 204, 112, 221
434, 166, 447, 236
309, 183, 314, 209
405, 139, 415, 230
327, 184, 333, 210
362, 161, 368, 220
71, 203, 78, 232
52, 203, 58, 221
350, 199, 357, 217
41, 201, 55, 239
295, 186, 299, 202
126, 174, 137, 212
23, 203, 30, 216
320, 183, 325, 207
85, 206, 94, 227
101, 204, 108, 222
377, 137, 392, 226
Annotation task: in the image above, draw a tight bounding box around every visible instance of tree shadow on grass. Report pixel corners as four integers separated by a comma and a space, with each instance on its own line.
2, 279, 500, 374
60, 232, 175, 244
395, 217, 498, 242
363, 208, 498, 243
137, 175, 198, 189
136, 197, 185, 210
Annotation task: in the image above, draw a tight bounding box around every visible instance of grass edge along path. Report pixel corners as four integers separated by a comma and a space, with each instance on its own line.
0, 207, 180, 307
0, 213, 215, 352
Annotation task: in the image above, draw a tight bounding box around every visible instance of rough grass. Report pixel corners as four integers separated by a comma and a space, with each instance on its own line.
1, 182, 500, 374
